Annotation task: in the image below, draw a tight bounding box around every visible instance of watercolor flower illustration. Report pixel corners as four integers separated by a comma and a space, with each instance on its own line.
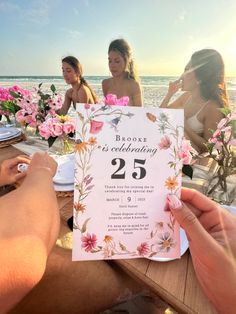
81, 233, 97, 252
156, 232, 175, 252
137, 242, 150, 256
73, 103, 134, 235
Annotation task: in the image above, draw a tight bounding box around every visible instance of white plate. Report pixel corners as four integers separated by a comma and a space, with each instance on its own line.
54, 183, 74, 192
221, 205, 236, 215
147, 228, 189, 262
53, 153, 75, 185
0, 127, 21, 141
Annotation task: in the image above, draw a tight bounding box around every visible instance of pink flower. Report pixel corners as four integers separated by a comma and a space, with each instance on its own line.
181, 138, 196, 154
222, 126, 232, 142
63, 121, 75, 134
15, 110, 26, 123
137, 242, 149, 256
51, 121, 64, 136
209, 137, 217, 144
214, 140, 223, 150
158, 135, 171, 150
178, 138, 197, 165
89, 120, 104, 134
178, 150, 193, 165
212, 129, 221, 138
38, 124, 52, 140
81, 233, 97, 252
217, 117, 228, 129
84, 103, 90, 109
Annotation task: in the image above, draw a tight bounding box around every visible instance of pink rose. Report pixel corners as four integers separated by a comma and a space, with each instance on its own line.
51, 121, 63, 136
89, 120, 104, 134
15, 110, 26, 123
63, 121, 75, 134
38, 125, 52, 140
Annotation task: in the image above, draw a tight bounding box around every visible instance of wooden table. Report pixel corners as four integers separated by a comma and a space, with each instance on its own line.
0, 145, 217, 314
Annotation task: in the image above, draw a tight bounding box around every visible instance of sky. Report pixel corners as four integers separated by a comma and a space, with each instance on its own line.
0, 0, 236, 76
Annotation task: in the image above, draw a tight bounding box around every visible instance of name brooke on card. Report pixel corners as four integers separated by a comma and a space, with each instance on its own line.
72, 103, 184, 261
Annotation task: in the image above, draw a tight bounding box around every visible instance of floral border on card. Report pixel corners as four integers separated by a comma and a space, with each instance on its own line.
74, 104, 183, 258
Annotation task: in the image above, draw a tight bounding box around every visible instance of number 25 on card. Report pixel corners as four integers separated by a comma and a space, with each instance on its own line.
111, 158, 146, 180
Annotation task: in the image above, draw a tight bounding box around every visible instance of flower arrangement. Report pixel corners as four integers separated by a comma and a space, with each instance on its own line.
0, 85, 29, 123
38, 115, 75, 153
13, 83, 63, 128
204, 107, 236, 201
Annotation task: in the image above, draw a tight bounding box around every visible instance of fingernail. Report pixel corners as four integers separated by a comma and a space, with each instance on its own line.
167, 194, 182, 210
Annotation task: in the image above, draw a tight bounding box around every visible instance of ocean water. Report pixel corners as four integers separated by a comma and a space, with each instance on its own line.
0, 75, 236, 107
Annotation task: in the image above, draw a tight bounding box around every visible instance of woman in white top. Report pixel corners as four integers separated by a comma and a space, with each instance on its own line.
102, 39, 143, 107
160, 49, 228, 153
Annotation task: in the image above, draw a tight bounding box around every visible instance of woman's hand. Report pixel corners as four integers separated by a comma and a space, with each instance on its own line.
0, 155, 30, 186
28, 152, 58, 177
167, 189, 236, 313
167, 80, 181, 96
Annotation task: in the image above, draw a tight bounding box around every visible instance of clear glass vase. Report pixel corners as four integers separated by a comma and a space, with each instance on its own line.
21, 125, 38, 144
50, 135, 74, 155
204, 168, 236, 205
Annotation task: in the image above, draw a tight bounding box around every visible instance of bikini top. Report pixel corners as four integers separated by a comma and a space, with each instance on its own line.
104, 93, 129, 106
186, 102, 208, 135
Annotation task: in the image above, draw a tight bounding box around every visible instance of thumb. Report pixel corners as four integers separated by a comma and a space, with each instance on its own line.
167, 194, 217, 254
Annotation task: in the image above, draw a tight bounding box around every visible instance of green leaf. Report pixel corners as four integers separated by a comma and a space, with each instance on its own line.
220, 107, 230, 116
81, 218, 91, 233
9, 91, 21, 98
50, 84, 56, 93
47, 136, 57, 148
182, 165, 193, 179
38, 82, 43, 89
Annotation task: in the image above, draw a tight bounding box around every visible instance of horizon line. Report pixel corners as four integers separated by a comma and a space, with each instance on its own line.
0, 74, 235, 78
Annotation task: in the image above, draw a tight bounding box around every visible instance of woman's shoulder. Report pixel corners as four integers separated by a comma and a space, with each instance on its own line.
102, 78, 112, 95
78, 84, 90, 97
102, 78, 112, 88
102, 78, 112, 84
128, 79, 141, 93
65, 88, 73, 97
204, 100, 223, 115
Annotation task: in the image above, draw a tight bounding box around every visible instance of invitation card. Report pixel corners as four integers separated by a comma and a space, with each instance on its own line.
72, 104, 184, 261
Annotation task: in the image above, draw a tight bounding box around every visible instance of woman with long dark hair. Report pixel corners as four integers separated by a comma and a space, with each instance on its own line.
160, 49, 228, 152
102, 38, 143, 107
59, 56, 98, 115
